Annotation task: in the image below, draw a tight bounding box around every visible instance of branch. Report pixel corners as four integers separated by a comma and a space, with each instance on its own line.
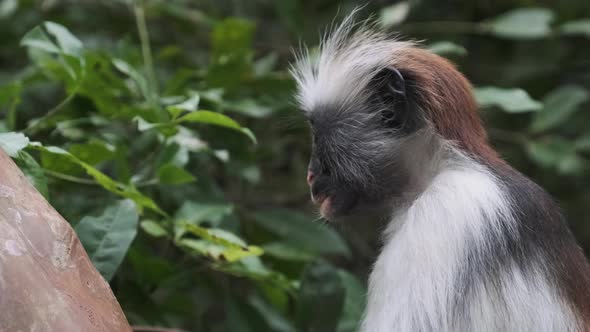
132, 326, 191, 332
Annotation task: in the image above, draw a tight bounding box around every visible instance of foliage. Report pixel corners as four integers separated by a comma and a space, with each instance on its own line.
76, 199, 140, 282
0, 1, 589, 331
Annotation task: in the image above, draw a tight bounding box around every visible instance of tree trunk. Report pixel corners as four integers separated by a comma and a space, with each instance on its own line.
0, 149, 131, 331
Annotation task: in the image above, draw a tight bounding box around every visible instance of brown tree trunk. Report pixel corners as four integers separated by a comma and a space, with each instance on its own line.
0, 149, 131, 331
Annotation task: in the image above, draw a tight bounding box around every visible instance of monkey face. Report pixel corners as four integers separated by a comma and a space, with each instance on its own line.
304, 68, 424, 220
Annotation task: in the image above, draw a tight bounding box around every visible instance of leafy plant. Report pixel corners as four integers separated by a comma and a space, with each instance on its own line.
0, 1, 589, 331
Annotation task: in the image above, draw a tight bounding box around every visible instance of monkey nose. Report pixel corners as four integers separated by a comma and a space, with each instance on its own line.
306, 170, 314, 186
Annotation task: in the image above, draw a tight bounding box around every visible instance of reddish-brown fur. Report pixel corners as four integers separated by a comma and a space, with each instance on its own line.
393, 48, 500, 164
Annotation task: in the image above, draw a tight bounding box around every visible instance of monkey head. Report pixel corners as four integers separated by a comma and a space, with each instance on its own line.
291, 18, 491, 220
302, 68, 425, 220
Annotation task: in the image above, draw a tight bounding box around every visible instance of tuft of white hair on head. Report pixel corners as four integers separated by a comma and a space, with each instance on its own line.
290, 10, 414, 113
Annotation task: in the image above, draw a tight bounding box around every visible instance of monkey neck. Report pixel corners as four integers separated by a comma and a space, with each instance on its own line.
391, 129, 505, 210
391, 131, 454, 205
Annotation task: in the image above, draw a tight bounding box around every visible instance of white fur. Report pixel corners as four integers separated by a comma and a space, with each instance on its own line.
360, 155, 579, 332
290, 13, 412, 113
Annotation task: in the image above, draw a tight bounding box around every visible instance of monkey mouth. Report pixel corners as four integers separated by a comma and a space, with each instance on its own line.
311, 191, 359, 220
311, 192, 327, 206
319, 197, 332, 218
311, 193, 333, 218
310, 181, 360, 219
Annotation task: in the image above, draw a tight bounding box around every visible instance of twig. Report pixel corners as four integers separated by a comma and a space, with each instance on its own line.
133, 0, 159, 104
44, 169, 99, 185
25, 90, 78, 135
136, 178, 159, 187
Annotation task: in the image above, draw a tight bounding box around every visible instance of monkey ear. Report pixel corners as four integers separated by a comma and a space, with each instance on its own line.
385, 68, 407, 98
372, 68, 413, 131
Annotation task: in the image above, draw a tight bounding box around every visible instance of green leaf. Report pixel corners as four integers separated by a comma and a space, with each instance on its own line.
167, 93, 200, 119
249, 294, 296, 332
379, 1, 410, 27
0, 132, 30, 157
214, 149, 230, 162
253, 209, 350, 256
214, 256, 296, 292
560, 19, 590, 37
486, 8, 554, 40
258, 275, 291, 312
262, 242, 315, 262
0, 81, 23, 106
224, 99, 274, 118
75, 200, 139, 281
575, 134, 590, 152
427, 41, 467, 56
474, 87, 542, 113
179, 238, 224, 259
526, 137, 583, 174
20, 26, 60, 54
225, 296, 264, 332
211, 18, 254, 56
112, 59, 152, 103
0, 0, 18, 18
69, 140, 116, 165
157, 163, 196, 185
526, 138, 570, 167
177, 110, 257, 143
15, 151, 49, 199
530, 85, 589, 133
31, 144, 165, 215
180, 238, 262, 262
557, 153, 584, 175
179, 224, 263, 262
182, 223, 244, 248
175, 201, 234, 228
40, 148, 83, 175
177, 110, 240, 129
44, 21, 83, 58
0, 81, 23, 130
126, 247, 176, 285
200, 88, 224, 105
168, 129, 207, 154
135, 117, 157, 131
208, 18, 254, 88
140, 220, 168, 238
54, 121, 85, 140
337, 270, 366, 332
21, 22, 85, 81
254, 53, 279, 76
227, 162, 261, 184
296, 261, 345, 332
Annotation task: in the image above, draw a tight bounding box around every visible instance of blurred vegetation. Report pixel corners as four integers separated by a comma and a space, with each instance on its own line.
0, 0, 589, 331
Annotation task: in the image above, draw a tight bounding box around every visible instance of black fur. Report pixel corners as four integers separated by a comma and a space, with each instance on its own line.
306, 69, 424, 217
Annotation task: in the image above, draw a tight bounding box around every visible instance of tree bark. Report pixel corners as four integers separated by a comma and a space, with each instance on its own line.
0, 149, 131, 331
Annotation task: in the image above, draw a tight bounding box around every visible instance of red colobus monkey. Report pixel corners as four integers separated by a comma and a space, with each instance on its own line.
291, 15, 590, 331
